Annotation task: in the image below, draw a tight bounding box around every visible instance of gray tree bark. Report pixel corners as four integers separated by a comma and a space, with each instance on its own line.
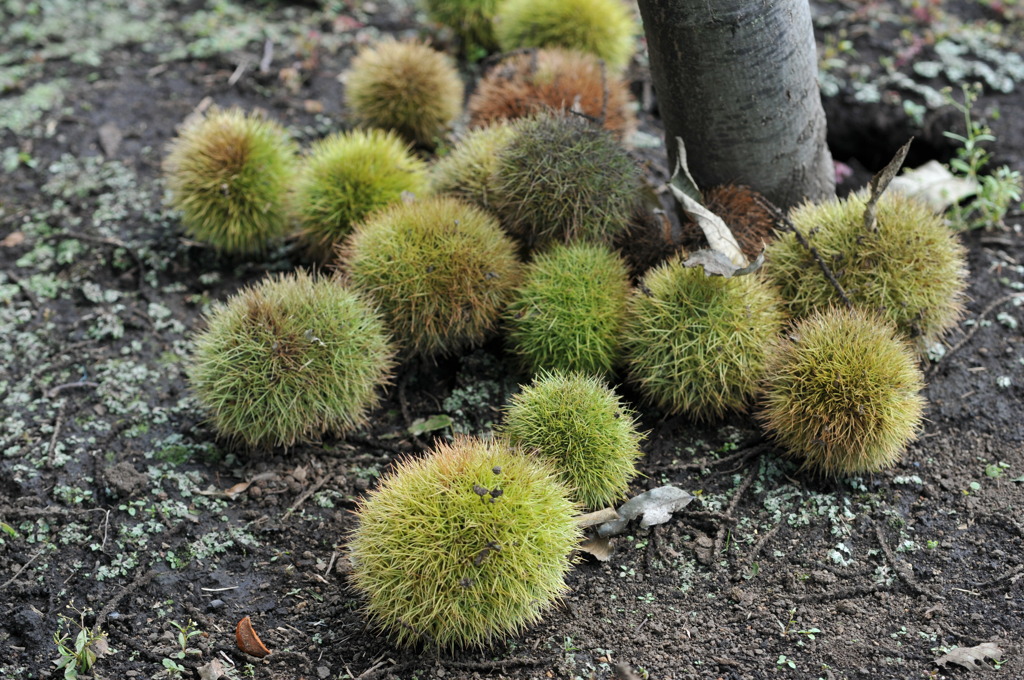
637, 0, 835, 209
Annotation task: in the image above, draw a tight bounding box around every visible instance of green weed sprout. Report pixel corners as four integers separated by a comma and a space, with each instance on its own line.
505, 242, 631, 377
349, 435, 580, 649
422, 0, 501, 53
344, 40, 464, 147
295, 128, 429, 260
498, 370, 644, 508
429, 121, 515, 212
494, 113, 640, 249
765, 191, 968, 353
53, 604, 108, 680
494, 0, 637, 72
758, 307, 925, 476
942, 82, 1023, 231
623, 257, 786, 419
189, 270, 395, 448
163, 107, 297, 253
339, 195, 522, 358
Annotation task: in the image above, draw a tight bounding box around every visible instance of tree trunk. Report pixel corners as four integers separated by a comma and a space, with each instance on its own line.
637, 0, 835, 210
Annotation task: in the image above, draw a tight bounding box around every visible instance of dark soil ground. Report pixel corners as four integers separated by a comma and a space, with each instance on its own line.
1, 1, 1023, 679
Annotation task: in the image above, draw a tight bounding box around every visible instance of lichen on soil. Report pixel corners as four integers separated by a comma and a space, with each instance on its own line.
1, 1, 1023, 679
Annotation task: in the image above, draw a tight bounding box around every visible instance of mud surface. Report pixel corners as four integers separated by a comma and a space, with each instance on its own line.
1, 1, 1022, 679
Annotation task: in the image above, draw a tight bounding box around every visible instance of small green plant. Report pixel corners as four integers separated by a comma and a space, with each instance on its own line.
294, 128, 429, 259
943, 83, 1023, 231
169, 619, 203, 659
623, 257, 786, 419
777, 654, 796, 670
349, 436, 580, 648
344, 39, 464, 147
429, 121, 515, 212
758, 307, 925, 476
189, 270, 396, 448
467, 48, 636, 138
53, 604, 110, 679
159, 619, 202, 677
498, 370, 645, 508
494, 112, 641, 249
765, 191, 969, 353
504, 242, 632, 377
162, 107, 297, 253
494, 0, 637, 71
339, 195, 522, 358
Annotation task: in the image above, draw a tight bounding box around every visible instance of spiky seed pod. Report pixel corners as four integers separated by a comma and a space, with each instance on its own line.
467, 48, 636, 139
294, 128, 429, 260
623, 257, 786, 420
188, 271, 396, 449
498, 371, 644, 509
163, 108, 297, 253
428, 122, 515, 212
422, 0, 502, 52
679, 185, 778, 261
505, 242, 631, 377
765, 192, 968, 352
349, 435, 580, 649
758, 307, 925, 476
338, 196, 522, 358
494, 112, 640, 249
344, 40, 464, 147
494, 0, 637, 72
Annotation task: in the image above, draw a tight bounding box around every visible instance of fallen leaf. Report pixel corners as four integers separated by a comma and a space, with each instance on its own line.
936, 642, 1003, 671
98, 122, 123, 158
1, 231, 25, 247
668, 137, 747, 267
408, 414, 453, 436
889, 160, 979, 212
683, 247, 764, 278
235, 615, 271, 658
197, 659, 227, 680
597, 486, 695, 537
863, 138, 912, 231
578, 536, 613, 561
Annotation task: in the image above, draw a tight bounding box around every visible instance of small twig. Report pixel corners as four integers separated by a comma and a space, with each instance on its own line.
712, 466, 758, 561
93, 568, 156, 633
100, 509, 111, 551
874, 522, 944, 601
344, 432, 404, 456
46, 380, 99, 399
778, 215, 851, 307
792, 583, 885, 604
43, 232, 145, 290
47, 401, 68, 466
929, 292, 1024, 372
679, 438, 767, 472
281, 474, 333, 522
259, 38, 274, 73
0, 550, 45, 590
4, 270, 40, 310
398, 370, 427, 451
741, 522, 781, 569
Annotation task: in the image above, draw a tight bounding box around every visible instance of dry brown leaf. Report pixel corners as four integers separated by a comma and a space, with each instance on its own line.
235, 615, 271, 658
935, 642, 1003, 671
578, 537, 613, 562
1, 231, 25, 248
197, 659, 227, 680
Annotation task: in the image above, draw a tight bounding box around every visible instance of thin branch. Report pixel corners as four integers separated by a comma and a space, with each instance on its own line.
930, 292, 1024, 372
758, 195, 853, 308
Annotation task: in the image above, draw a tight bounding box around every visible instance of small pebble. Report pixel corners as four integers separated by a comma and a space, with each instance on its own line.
208, 599, 225, 610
